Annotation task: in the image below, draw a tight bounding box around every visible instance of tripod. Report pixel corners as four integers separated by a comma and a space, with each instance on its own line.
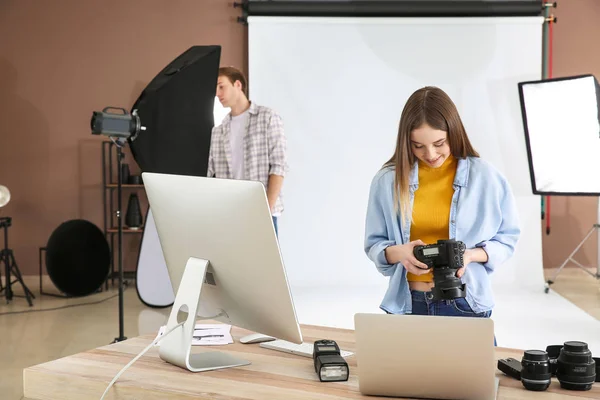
545, 197, 600, 293
0, 217, 35, 306
111, 138, 127, 343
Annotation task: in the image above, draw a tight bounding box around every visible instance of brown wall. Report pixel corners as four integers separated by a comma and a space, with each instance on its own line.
0, 0, 246, 275
0, 0, 598, 278
542, 0, 600, 269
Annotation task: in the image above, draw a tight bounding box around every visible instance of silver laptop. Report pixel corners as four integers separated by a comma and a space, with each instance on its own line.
354, 313, 499, 400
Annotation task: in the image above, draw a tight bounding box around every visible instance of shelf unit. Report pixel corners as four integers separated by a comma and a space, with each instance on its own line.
101, 141, 146, 285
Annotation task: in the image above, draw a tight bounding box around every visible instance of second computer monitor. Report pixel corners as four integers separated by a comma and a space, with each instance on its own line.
142, 172, 303, 345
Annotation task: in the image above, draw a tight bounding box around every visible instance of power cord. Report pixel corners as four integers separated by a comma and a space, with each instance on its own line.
0, 292, 120, 316
100, 321, 185, 400
100, 310, 228, 398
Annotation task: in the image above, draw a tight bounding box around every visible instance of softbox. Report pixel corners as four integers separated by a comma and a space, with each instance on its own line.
518, 74, 600, 195
129, 45, 221, 176
132, 45, 223, 307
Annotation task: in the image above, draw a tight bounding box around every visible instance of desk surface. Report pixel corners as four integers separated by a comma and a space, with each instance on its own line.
23, 323, 600, 399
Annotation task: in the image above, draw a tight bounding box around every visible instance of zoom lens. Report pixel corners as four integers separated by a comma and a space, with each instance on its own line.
520, 350, 551, 391
556, 341, 596, 391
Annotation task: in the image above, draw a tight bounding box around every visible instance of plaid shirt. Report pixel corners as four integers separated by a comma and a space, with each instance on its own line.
207, 102, 288, 216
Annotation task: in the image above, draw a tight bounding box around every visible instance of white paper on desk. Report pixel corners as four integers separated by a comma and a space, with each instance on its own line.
192, 328, 233, 345
193, 324, 232, 331
154, 324, 233, 346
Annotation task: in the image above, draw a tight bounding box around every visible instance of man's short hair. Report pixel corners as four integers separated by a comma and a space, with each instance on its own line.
218, 66, 247, 96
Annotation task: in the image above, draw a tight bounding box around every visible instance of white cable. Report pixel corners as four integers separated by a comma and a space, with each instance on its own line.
100, 311, 227, 399
99, 321, 184, 400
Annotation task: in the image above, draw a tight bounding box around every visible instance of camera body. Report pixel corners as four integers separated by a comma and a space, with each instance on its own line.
413, 239, 466, 301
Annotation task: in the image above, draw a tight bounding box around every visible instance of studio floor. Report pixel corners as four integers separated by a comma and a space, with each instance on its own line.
1, 268, 599, 400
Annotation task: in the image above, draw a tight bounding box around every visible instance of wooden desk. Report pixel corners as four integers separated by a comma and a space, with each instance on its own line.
23, 323, 600, 399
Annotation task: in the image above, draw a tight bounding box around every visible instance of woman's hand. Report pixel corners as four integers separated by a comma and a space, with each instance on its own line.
456, 248, 488, 278
456, 249, 471, 278
385, 240, 431, 275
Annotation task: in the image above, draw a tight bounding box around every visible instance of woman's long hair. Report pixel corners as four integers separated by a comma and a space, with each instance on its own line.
384, 86, 479, 218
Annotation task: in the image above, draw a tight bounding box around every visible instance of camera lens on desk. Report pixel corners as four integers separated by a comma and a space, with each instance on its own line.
556, 341, 596, 391
520, 350, 551, 391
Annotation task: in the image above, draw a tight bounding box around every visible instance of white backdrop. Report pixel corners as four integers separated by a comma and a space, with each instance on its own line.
248, 16, 545, 291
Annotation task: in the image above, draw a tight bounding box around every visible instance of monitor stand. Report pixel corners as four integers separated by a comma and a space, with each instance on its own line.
158, 257, 251, 372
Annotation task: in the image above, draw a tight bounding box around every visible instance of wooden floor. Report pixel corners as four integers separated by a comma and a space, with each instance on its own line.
1, 269, 599, 400
543, 267, 600, 320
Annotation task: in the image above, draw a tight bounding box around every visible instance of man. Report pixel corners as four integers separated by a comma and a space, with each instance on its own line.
207, 66, 288, 235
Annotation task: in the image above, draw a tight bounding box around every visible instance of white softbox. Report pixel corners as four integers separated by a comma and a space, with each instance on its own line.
519, 74, 600, 195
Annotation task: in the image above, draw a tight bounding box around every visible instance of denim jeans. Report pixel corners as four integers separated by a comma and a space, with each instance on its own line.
402, 290, 497, 346
272, 216, 278, 237
410, 290, 492, 318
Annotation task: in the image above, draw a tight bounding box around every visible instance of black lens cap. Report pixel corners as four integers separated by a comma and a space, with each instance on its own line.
524, 350, 549, 362
564, 341, 588, 352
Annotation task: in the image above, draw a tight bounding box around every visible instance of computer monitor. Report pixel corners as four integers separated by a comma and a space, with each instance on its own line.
142, 172, 303, 372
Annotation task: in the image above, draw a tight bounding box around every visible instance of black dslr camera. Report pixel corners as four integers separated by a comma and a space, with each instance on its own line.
413, 239, 466, 301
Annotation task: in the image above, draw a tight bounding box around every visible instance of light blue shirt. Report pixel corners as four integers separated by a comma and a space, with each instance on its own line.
364, 156, 520, 314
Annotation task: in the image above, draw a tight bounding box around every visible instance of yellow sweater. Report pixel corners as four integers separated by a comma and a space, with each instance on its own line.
407, 155, 458, 282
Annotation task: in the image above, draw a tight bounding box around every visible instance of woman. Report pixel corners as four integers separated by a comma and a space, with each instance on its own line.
364, 86, 520, 320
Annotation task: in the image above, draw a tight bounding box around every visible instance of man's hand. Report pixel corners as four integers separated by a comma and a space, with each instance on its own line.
266, 174, 284, 212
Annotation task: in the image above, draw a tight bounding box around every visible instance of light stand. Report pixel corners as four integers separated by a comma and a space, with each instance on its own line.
0, 217, 35, 306
90, 45, 221, 341
112, 138, 127, 343
544, 199, 600, 293
517, 73, 600, 293
91, 106, 145, 343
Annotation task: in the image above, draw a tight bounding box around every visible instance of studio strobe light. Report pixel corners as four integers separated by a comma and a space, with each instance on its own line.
91, 107, 146, 140
89, 45, 222, 342
89, 107, 143, 342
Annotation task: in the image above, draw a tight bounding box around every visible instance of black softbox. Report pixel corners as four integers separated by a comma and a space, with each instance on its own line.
129, 45, 221, 177
130, 45, 222, 308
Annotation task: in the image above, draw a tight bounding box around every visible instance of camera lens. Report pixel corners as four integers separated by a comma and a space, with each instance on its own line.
556, 341, 596, 391
520, 350, 551, 391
